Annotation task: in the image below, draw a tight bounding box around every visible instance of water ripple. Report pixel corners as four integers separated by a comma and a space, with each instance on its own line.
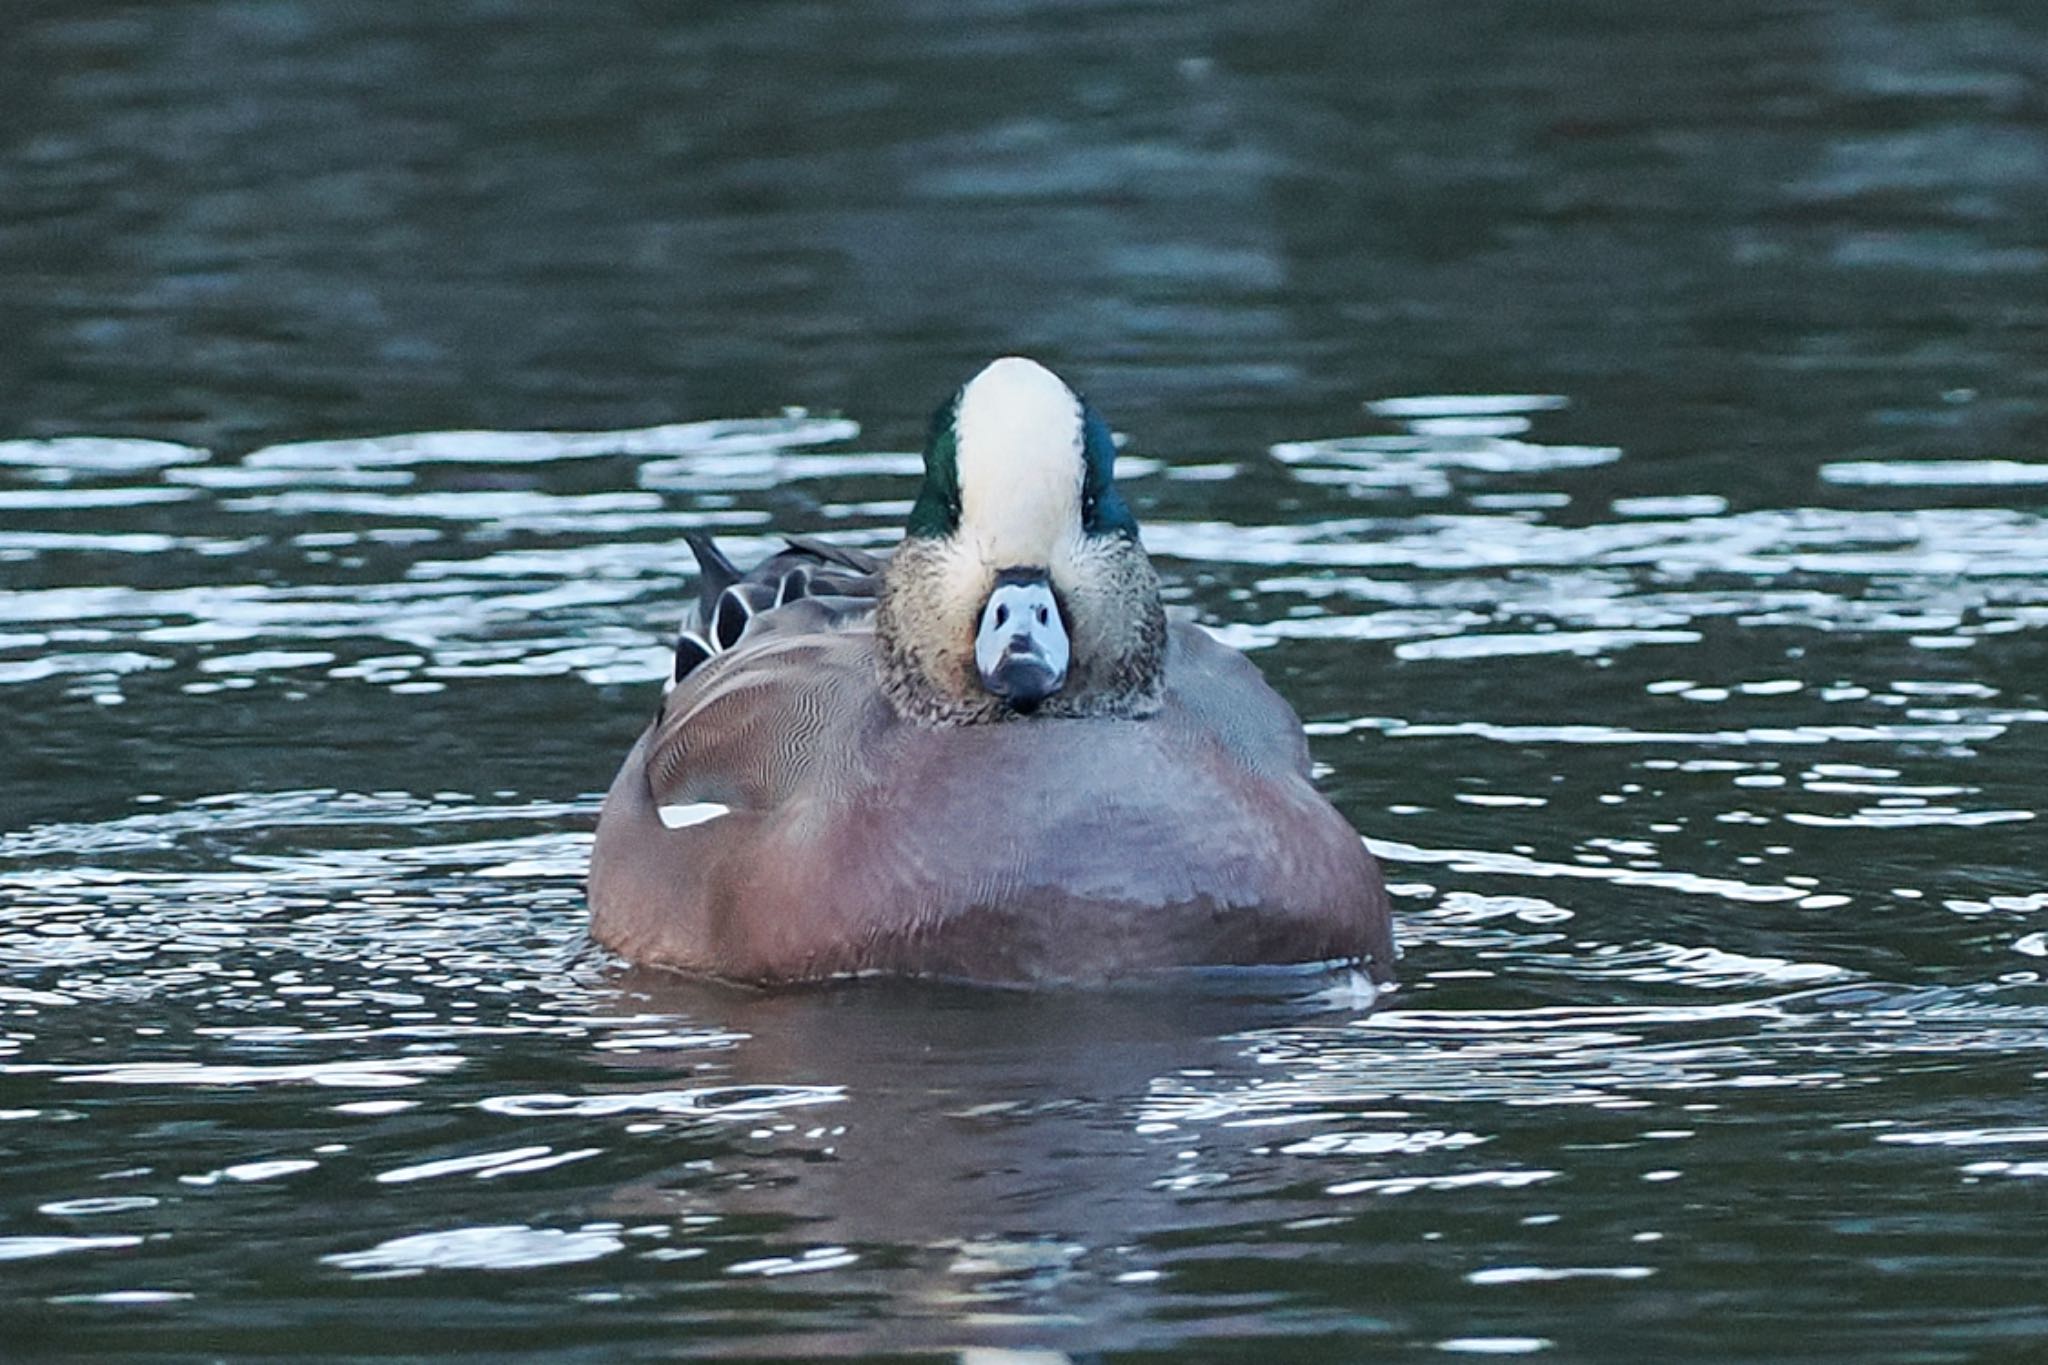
1822, 459, 2048, 487
245, 415, 858, 468
0, 438, 207, 472
322, 1224, 626, 1272
5, 385, 2045, 1358
479, 1085, 846, 1121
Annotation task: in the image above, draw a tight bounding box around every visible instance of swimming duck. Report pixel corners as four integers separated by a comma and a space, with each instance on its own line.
589, 357, 1393, 984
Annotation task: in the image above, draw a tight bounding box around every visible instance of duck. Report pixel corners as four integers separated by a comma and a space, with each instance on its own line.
588, 357, 1394, 985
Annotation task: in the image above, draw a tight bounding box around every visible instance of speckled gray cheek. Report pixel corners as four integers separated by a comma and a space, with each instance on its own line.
877, 530, 1167, 727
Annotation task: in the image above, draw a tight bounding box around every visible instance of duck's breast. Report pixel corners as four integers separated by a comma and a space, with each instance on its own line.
590, 622, 1392, 982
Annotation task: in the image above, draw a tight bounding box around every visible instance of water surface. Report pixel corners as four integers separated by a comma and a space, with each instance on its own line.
4, 1, 2047, 1359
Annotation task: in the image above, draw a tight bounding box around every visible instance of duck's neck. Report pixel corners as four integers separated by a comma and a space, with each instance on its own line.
875, 534, 1169, 728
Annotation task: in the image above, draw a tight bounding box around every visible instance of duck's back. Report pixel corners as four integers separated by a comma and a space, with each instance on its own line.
589, 582, 1394, 983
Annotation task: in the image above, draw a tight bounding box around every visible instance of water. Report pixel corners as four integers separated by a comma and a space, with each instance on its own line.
4, 0, 2047, 1358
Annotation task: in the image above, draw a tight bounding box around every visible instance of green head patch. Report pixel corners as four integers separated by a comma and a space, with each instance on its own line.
1078, 400, 1138, 538
905, 393, 963, 539
904, 371, 1139, 542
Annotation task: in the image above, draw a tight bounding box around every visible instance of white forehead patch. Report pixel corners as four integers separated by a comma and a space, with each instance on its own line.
952, 357, 1085, 566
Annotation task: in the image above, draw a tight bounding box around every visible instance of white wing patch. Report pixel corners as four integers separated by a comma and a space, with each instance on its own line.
657, 801, 732, 830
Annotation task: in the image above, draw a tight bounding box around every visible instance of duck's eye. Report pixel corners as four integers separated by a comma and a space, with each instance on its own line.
995, 604, 1010, 628
1035, 605, 1050, 625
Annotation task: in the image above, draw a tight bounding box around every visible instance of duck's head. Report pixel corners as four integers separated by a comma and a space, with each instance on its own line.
877, 357, 1167, 726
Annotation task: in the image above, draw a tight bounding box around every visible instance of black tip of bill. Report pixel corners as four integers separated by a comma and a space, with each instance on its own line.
976, 571, 1070, 714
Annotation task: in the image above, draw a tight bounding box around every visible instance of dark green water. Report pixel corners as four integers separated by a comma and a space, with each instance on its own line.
5, 1, 2048, 1359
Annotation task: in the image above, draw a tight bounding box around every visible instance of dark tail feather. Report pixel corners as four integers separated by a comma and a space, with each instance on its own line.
775, 565, 811, 607
671, 631, 714, 685
783, 534, 883, 575
684, 531, 743, 618
711, 585, 751, 651
712, 582, 776, 651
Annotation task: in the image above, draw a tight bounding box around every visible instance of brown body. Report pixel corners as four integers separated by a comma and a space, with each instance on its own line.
590, 610, 1394, 984
590, 358, 1393, 985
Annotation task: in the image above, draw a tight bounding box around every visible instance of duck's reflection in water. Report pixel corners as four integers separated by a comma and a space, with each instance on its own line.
590, 966, 1376, 1351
